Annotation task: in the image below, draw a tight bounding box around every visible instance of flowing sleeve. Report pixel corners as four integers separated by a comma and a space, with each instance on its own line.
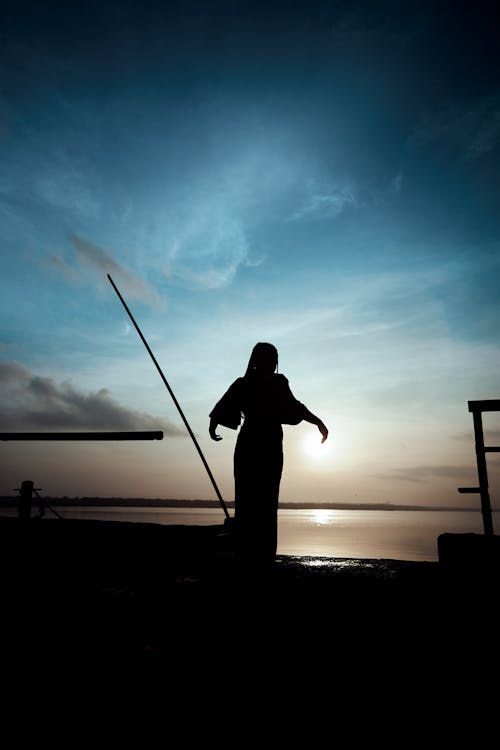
209, 378, 243, 430
278, 375, 307, 425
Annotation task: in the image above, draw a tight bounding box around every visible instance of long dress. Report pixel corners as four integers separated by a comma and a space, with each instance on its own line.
209, 372, 306, 570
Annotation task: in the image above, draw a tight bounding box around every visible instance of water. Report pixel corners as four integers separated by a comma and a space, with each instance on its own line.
276, 508, 488, 561
1, 505, 491, 561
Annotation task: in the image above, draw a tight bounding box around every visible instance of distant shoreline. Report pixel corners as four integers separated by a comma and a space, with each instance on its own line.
0, 496, 485, 512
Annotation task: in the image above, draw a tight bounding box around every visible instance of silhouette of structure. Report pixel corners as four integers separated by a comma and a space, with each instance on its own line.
14, 479, 63, 519
1, 431, 163, 441
107, 273, 231, 522
16, 479, 37, 519
1, 432, 163, 518
458, 399, 500, 536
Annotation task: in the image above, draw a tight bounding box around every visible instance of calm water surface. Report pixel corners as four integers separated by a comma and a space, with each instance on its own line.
3, 506, 490, 562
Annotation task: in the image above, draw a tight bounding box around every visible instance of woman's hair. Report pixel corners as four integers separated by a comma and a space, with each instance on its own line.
245, 342, 278, 375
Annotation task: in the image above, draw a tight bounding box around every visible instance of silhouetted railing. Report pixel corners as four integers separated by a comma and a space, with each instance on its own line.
458, 399, 500, 536
2, 432, 163, 518
0, 432, 163, 441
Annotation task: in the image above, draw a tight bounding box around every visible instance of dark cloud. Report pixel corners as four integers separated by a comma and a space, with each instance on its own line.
373, 464, 474, 484
0, 361, 185, 435
453, 429, 500, 445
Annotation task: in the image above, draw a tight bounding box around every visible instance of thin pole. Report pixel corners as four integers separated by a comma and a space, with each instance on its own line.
107, 274, 230, 520
471, 408, 494, 536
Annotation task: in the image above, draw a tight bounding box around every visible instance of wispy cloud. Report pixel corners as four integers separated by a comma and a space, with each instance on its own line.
46, 253, 80, 283
165, 211, 257, 289
0, 361, 185, 435
33, 167, 101, 219
453, 429, 500, 445
374, 464, 474, 483
47, 234, 166, 310
390, 172, 403, 193
485, 430, 500, 446
288, 186, 356, 221
410, 96, 500, 160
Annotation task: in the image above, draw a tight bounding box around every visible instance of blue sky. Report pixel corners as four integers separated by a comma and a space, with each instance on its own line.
1, 0, 499, 509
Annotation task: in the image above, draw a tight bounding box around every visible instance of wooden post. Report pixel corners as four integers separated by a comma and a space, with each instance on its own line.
471, 408, 494, 536
18, 480, 34, 520
461, 400, 500, 537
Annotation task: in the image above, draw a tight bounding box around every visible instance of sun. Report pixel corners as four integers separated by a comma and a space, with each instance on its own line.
302, 432, 330, 460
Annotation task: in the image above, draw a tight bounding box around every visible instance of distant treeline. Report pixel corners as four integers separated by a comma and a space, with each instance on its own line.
0, 496, 482, 511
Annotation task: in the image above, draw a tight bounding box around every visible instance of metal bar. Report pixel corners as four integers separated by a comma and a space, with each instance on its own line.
468, 399, 500, 413
458, 487, 480, 493
485, 447, 500, 453
472, 410, 494, 536
107, 274, 230, 520
0, 431, 163, 441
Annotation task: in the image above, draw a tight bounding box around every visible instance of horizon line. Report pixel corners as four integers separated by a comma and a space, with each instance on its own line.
0, 496, 486, 512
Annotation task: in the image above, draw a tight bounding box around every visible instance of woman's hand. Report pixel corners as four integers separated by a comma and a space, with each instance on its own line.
303, 408, 329, 444
209, 419, 223, 442
318, 421, 328, 443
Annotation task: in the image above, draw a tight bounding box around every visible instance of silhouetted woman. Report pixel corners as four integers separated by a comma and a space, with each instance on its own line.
209, 342, 328, 575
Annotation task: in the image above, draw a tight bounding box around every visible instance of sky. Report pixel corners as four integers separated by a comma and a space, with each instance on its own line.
1, 0, 499, 511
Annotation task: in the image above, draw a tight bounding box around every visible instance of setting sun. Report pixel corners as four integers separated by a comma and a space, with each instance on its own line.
302, 432, 330, 459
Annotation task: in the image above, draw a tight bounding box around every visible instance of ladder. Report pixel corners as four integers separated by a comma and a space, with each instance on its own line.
458, 400, 500, 536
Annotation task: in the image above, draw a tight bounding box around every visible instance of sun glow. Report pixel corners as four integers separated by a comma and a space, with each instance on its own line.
311, 509, 334, 525
302, 432, 330, 459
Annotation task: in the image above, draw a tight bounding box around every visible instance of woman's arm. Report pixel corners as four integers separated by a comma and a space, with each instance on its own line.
208, 379, 243, 437
302, 407, 329, 443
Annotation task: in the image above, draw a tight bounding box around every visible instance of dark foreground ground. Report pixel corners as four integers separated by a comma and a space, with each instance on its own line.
1, 517, 499, 720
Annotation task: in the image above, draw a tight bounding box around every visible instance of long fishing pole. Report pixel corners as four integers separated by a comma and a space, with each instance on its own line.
107, 273, 230, 520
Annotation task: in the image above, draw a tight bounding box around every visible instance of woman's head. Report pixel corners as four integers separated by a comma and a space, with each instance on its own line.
245, 342, 278, 375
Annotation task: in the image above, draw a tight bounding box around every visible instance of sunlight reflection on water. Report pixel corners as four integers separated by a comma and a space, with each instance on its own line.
0, 505, 489, 561
311, 509, 336, 526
